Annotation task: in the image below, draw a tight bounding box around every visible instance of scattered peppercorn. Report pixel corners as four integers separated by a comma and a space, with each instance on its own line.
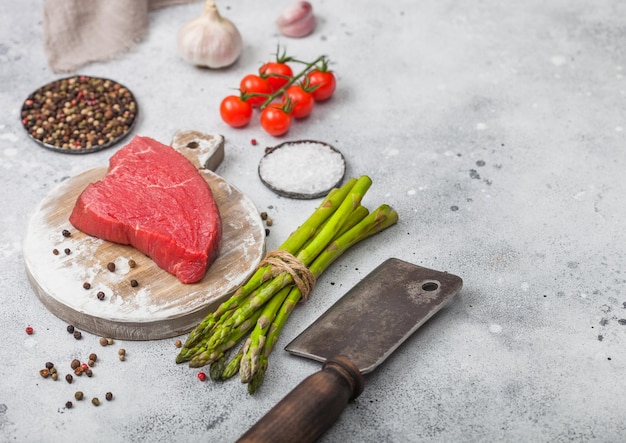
266, 217, 273, 226
67, 324, 75, 334
92, 397, 100, 406
97, 291, 105, 300
25, 326, 34, 335
197, 372, 207, 381
74, 391, 84, 401
45, 362, 54, 370
51, 373, 58, 381
40, 368, 50, 378
21, 75, 138, 152
251, 139, 257, 145
65, 401, 73, 409
128, 259, 136, 268
81, 363, 89, 371
99, 337, 108, 346
130, 279, 138, 287
73, 330, 82, 340
85, 368, 93, 377
107, 338, 114, 345
62, 229, 71, 237
119, 354, 125, 362
118, 348, 126, 356
174, 339, 182, 348
89, 353, 97, 362
64, 248, 71, 255
65, 374, 73, 384
260, 211, 268, 220
265, 228, 270, 237
82, 282, 91, 290
107, 262, 116, 272
74, 367, 83, 376
105, 392, 113, 401
71, 359, 80, 369
53, 248, 59, 255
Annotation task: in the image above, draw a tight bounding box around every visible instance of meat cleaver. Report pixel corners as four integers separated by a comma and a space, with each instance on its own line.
237, 257, 463, 443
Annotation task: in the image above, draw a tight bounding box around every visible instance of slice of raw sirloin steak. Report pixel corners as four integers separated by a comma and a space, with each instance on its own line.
69, 135, 222, 284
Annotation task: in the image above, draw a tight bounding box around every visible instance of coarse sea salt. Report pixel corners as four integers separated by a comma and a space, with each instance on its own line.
259, 141, 345, 198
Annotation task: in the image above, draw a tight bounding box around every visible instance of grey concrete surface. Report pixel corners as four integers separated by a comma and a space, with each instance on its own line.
1, 0, 626, 442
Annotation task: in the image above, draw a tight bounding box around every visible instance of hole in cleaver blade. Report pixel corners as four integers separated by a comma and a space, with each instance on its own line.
285, 258, 463, 374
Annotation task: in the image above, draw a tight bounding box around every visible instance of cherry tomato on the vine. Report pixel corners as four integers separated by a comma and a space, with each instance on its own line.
240, 74, 272, 107
260, 62, 293, 93
306, 69, 336, 101
219, 95, 253, 128
283, 84, 314, 119
260, 104, 292, 136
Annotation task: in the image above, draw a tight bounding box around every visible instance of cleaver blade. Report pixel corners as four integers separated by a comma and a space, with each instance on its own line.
285, 257, 463, 374
237, 258, 463, 443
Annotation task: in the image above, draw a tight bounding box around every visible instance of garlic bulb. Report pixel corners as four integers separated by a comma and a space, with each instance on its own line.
177, 0, 243, 69
276, 1, 316, 38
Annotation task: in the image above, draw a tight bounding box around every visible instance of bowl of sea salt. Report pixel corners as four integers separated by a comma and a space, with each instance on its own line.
258, 140, 346, 199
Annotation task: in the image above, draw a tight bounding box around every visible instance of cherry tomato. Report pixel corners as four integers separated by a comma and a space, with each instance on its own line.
260, 104, 292, 136
283, 84, 314, 119
240, 74, 272, 107
219, 95, 253, 128
306, 69, 336, 101
260, 62, 293, 93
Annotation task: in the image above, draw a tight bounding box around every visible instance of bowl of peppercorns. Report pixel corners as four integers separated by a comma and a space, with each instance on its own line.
21, 75, 139, 154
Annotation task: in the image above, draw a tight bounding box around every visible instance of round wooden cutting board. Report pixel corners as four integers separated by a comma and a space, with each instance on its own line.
23, 139, 266, 340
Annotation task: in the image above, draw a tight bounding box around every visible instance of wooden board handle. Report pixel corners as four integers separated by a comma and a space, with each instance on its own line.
237, 357, 365, 443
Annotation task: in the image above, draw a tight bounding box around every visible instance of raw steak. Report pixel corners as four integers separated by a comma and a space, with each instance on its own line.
69, 136, 222, 284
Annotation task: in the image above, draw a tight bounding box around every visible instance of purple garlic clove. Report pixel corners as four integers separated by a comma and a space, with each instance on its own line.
276, 1, 316, 38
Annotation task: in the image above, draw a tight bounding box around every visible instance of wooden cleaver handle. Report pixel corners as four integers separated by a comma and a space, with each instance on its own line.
237, 356, 365, 443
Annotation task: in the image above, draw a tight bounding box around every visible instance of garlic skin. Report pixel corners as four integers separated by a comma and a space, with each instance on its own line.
177, 0, 243, 69
276, 1, 316, 38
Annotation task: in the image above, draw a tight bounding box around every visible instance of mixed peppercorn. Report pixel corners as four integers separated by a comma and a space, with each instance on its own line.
36, 324, 123, 409
21, 75, 137, 152
260, 210, 274, 237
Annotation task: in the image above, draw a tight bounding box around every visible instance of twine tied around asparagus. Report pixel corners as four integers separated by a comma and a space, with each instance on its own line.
259, 249, 316, 301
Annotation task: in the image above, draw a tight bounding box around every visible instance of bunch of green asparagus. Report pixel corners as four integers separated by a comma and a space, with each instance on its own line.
175, 175, 398, 393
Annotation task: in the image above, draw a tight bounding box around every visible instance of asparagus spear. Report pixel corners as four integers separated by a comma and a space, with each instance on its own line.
209, 350, 229, 381
247, 355, 268, 395
220, 347, 244, 380
239, 286, 292, 383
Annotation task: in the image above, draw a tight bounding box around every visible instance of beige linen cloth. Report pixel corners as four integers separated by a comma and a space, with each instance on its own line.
44, 0, 200, 73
